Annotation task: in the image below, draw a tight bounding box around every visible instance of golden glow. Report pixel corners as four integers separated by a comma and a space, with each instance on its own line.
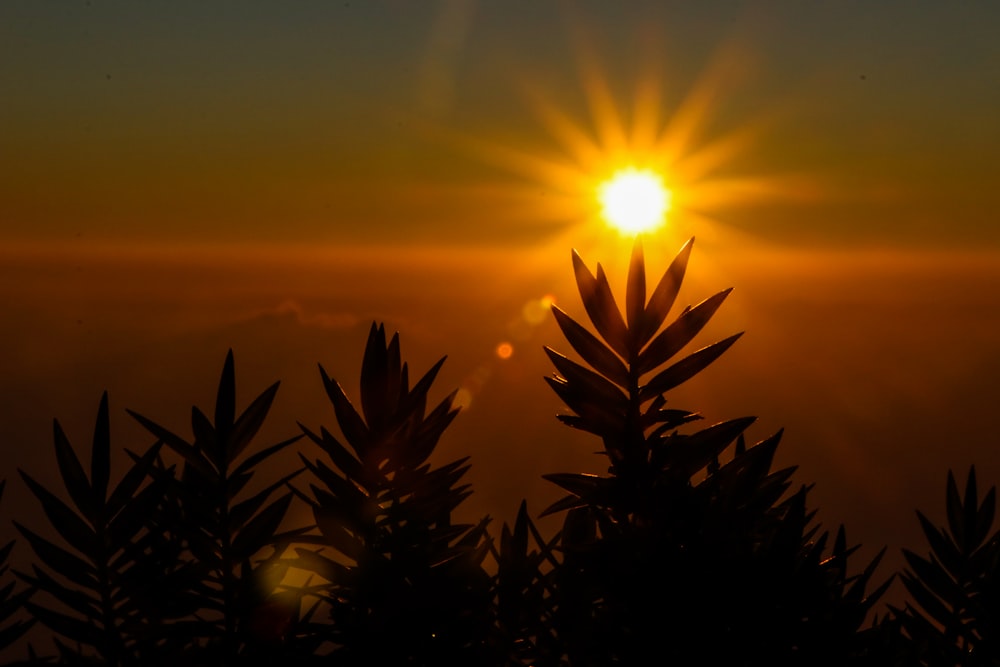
496, 342, 514, 359
598, 168, 672, 234
425, 23, 807, 259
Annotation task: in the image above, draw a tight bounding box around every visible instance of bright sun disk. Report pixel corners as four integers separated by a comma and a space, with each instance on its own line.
598, 168, 672, 234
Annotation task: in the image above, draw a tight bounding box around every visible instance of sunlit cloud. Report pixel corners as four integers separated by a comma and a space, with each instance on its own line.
263, 300, 361, 331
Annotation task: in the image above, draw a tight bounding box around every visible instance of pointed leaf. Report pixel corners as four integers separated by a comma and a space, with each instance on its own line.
13, 523, 96, 589
640, 333, 743, 399
386, 331, 403, 411
404, 393, 459, 468
975, 487, 996, 548
233, 433, 302, 476
301, 456, 369, 511
228, 381, 280, 464
902, 550, 964, 609
637, 288, 733, 375
107, 476, 167, 553
18, 471, 96, 558
399, 355, 448, 423
963, 466, 979, 553
625, 240, 646, 345
291, 548, 353, 585
916, 511, 964, 579
594, 264, 630, 358
360, 322, 390, 427
551, 306, 630, 388
539, 494, 589, 518
544, 347, 628, 409
660, 417, 756, 478
556, 414, 616, 439
834, 524, 847, 556
23, 601, 100, 648
229, 470, 302, 532
127, 410, 217, 480
542, 473, 610, 504
946, 470, 965, 549
571, 250, 629, 358
297, 424, 362, 481
51, 420, 94, 527
215, 349, 237, 436
644, 407, 701, 429
545, 376, 625, 435
106, 441, 164, 518
0, 616, 32, 651
232, 493, 293, 559
191, 405, 220, 469
640, 237, 693, 343
18, 566, 99, 620
313, 507, 365, 561
319, 366, 370, 457
90, 392, 111, 507
227, 470, 255, 500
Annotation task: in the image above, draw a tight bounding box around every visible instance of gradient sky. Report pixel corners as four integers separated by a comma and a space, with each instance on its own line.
3, 0, 1000, 612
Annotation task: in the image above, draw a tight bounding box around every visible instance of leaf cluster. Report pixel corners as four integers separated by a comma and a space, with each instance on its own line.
1, 240, 995, 667
895, 466, 1000, 665
293, 323, 493, 666
539, 238, 890, 665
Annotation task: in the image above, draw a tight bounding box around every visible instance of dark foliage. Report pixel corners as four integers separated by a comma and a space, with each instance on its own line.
895, 466, 1000, 665
541, 239, 890, 665
292, 323, 494, 666
127, 351, 306, 665
14, 393, 174, 666
490, 500, 562, 666
0, 482, 33, 653
5, 240, 999, 666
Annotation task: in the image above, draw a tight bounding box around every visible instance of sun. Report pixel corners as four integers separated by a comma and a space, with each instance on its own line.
429, 18, 792, 251
598, 168, 672, 234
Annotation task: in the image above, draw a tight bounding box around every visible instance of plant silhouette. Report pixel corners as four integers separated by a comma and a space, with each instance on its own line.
128, 351, 305, 665
490, 499, 562, 666
541, 239, 890, 665
895, 466, 1000, 665
14, 393, 173, 665
4, 241, 997, 666
0, 481, 33, 653
292, 323, 494, 666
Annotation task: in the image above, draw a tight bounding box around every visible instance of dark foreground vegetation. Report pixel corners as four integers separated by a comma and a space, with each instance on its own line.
1, 240, 996, 665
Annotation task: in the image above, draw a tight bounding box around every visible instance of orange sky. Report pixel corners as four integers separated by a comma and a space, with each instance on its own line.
3, 1, 1000, 610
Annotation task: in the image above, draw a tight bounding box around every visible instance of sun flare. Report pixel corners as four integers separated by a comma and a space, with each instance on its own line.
435, 22, 792, 252
598, 168, 672, 234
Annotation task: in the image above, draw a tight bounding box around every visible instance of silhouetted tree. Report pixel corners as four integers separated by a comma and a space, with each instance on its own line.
292, 323, 494, 666
0, 243, 933, 666
540, 239, 890, 665
490, 500, 562, 666
128, 351, 306, 666
896, 466, 1000, 665
14, 393, 173, 665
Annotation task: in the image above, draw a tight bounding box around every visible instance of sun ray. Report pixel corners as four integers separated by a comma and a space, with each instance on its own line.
653, 45, 749, 164
672, 126, 758, 183
629, 67, 665, 154
522, 85, 606, 171
567, 19, 629, 156
399, 11, 808, 254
